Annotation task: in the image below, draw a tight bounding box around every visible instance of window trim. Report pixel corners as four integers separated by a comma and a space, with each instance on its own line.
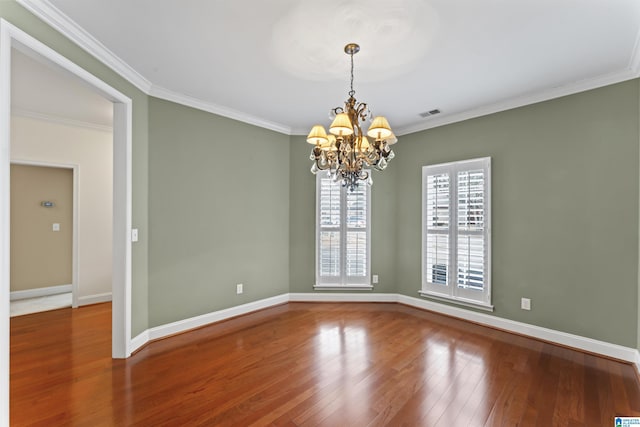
421, 157, 493, 310
315, 172, 372, 289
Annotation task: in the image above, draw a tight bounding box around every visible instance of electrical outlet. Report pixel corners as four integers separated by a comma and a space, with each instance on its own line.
521, 297, 531, 311
372, 274, 379, 284
236, 283, 243, 294
52, 223, 60, 232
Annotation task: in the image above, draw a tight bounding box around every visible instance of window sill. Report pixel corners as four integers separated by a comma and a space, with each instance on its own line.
314, 284, 374, 291
418, 290, 494, 312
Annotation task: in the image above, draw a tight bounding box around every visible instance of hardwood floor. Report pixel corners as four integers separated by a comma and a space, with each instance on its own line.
10, 302, 640, 426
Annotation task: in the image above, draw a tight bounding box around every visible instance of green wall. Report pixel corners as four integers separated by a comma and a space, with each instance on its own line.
395, 80, 639, 347
289, 135, 397, 293
290, 81, 639, 348
3, 0, 640, 350
0, 1, 149, 336
148, 98, 290, 327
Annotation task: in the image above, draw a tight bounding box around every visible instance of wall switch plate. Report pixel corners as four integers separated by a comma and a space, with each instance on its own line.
52, 223, 60, 232
372, 274, 379, 284
236, 283, 243, 294
131, 228, 139, 242
521, 297, 531, 310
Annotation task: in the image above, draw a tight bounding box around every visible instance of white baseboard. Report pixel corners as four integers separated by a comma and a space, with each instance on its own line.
78, 292, 112, 306
10, 284, 71, 301
397, 294, 639, 364
146, 293, 289, 343
289, 292, 397, 302
130, 330, 150, 354
126, 291, 639, 366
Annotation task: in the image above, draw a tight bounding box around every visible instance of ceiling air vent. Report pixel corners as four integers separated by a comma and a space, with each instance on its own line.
419, 109, 441, 118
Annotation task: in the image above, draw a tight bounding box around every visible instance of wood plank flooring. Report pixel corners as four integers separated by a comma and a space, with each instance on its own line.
10, 302, 640, 426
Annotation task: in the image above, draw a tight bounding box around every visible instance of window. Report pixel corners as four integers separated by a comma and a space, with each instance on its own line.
422, 157, 492, 310
316, 172, 371, 288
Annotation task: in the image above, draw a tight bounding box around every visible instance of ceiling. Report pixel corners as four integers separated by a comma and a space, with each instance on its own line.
15, 0, 640, 135
11, 48, 113, 129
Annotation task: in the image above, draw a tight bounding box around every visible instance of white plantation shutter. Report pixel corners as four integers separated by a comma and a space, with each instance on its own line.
457, 170, 485, 290
316, 172, 371, 287
424, 173, 450, 287
319, 231, 340, 277
319, 177, 341, 277
346, 186, 367, 277
422, 158, 491, 308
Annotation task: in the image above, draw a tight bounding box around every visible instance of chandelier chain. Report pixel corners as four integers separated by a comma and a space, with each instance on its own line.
349, 51, 355, 97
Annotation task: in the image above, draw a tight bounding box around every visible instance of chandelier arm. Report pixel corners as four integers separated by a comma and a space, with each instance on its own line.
355, 102, 369, 122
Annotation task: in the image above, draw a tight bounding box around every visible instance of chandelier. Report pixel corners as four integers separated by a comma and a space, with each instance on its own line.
306, 43, 397, 191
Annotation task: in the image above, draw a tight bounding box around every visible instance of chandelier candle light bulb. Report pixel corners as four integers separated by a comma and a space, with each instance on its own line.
306, 43, 398, 191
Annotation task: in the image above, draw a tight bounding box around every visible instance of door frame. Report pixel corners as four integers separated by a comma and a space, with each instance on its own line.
10, 160, 80, 308
0, 18, 134, 427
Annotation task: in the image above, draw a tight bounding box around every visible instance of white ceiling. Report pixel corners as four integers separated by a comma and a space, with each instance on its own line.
16, 0, 640, 135
11, 48, 113, 129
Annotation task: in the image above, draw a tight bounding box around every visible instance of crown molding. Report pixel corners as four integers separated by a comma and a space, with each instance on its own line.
148, 85, 291, 135
15, 0, 640, 139
16, 0, 152, 93
17, 0, 292, 135
12, 108, 113, 132
395, 68, 639, 136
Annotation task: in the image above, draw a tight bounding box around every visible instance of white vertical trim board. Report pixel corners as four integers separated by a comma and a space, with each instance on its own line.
10, 284, 71, 301
0, 18, 13, 427
0, 18, 134, 427
111, 101, 132, 359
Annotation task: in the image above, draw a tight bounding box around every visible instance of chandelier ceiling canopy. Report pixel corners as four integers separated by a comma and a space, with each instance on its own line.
307, 43, 397, 191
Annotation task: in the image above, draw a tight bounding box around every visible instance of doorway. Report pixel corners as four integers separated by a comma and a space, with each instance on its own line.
9, 163, 76, 316
1, 18, 134, 427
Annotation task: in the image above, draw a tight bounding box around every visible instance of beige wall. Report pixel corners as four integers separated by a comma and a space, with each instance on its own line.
11, 116, 113, 301
10, 164, 72, 291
